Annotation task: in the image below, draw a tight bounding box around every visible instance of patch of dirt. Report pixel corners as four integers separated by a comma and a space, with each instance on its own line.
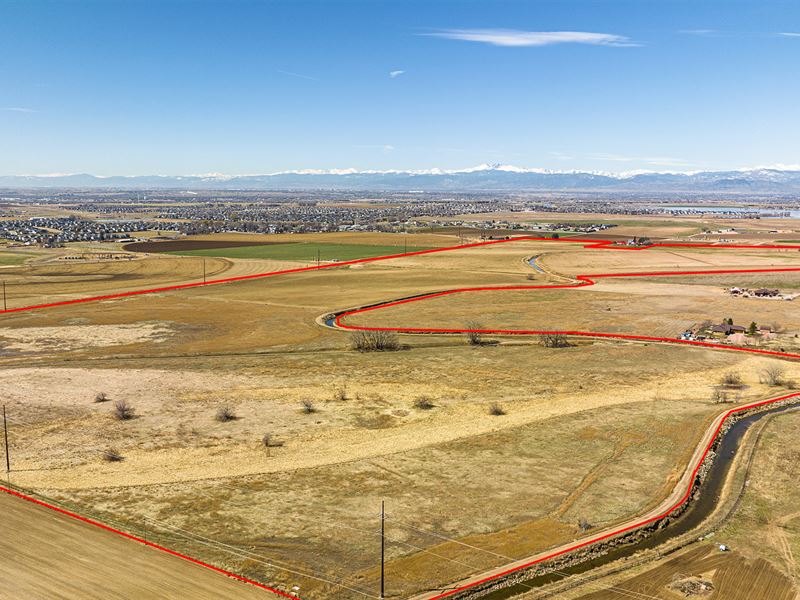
0, 322, 174, 353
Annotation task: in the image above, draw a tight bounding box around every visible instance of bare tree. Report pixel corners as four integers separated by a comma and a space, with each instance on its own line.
112, 400, 135, 421
760, 365, 786, 386
464, 320, 484, 346
540, 333, 570, 348
301, 399, 316, 414
349, 330, 400, 352
94, 392, 109, 403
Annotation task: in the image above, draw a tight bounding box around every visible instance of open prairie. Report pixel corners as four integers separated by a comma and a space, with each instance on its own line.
2, 227, 800, 599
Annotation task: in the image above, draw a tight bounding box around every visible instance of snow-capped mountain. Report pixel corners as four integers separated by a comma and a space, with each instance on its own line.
2, 165, 800, 192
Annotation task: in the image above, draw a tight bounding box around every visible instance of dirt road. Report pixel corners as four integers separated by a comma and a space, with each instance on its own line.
0, 490, 279, 600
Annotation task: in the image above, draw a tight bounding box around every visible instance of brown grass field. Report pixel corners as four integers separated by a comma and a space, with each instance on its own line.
1, 223, 800, 599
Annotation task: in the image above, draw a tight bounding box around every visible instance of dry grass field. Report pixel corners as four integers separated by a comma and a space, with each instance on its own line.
545, 410, 800, 600
1, 224, 800, 599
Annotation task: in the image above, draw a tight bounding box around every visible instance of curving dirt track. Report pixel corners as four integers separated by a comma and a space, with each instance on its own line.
2, 236, 800, 600
333, 238, 800, 361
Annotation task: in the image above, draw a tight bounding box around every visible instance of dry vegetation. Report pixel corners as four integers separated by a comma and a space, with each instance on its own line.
2, 224, 799, 599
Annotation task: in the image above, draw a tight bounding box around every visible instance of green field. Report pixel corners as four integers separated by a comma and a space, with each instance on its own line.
0, 251, 37, 266
167, 242, 433, 261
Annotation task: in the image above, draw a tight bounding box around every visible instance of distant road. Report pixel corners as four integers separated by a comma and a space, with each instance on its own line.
0, 491, 279, 600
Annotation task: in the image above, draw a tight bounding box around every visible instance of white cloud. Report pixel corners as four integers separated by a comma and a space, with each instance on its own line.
426, 29, 638, 47
277, 69, 320, 82
389, 70, 405, 78
1, 107, 37, 113
678, 29, 718, 36
779, 32, 800, 37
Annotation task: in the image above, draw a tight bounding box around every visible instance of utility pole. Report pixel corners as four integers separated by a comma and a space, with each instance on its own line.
202, 259, 206, 283
317, 248, 320, 267
404, 236, 407, 254
3, 405, 9, 473
380, 500, 385, 599
2, 281, 6, 311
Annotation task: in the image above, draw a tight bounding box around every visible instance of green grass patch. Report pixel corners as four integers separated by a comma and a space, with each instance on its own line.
167, 242, 433, 261
0, 251, 36, 266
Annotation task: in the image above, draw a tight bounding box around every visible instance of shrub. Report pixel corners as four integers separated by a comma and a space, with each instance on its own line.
539, 333, 570, 348
261, 433, 284, 451
332, 386, 347, 402
488, 403, 506, 416
301, 399, 316, 414
712, 389, 729, 404
102, 448, 124, 462
577, 517, 593, 532
464, 320, 484, 346
112, 400, 135, 421
413, 396, 435, 410
719, 371, 743, 387
215, 405, 237, 422
350, 330, 400, 352
261, 433, 283, 456
94, 392, 109, 403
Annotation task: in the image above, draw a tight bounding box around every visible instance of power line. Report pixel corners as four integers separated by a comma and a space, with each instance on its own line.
139, 516, 378, 599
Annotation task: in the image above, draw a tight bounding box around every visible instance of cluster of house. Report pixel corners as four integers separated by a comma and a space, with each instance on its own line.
0, 217, 148, 247
679, 320, 775, 342
619, 236, 653, 247
726, 287, 796, 301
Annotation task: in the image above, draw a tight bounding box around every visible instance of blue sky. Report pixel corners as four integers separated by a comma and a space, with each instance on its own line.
1, 0, 799, 175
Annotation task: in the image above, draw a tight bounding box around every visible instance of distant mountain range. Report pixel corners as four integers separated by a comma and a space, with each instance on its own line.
3, 164, 800, 193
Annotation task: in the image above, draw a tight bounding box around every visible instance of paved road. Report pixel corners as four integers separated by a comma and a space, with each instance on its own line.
0, 491, 276, 600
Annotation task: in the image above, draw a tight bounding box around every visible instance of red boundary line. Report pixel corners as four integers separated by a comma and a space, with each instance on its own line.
0, 483, 297, 598
419, 390, 800, 599
335, 238, 800, 361
2, 235, 800, 599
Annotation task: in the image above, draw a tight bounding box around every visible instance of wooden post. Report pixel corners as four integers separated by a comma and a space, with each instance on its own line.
3, 405, 9, 473
380, 500, 385, 599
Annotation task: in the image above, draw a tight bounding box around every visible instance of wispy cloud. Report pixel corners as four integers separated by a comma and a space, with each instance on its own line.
779, 32, 800, 38
548, 151, 575, 161
355, 144, 396, 154
425, 29, 639, 48
588, 153, 690, 167
678, 29, 718, 36
1, 107, 37, 113
389, 70, 405, 78
277, 69, 320, 82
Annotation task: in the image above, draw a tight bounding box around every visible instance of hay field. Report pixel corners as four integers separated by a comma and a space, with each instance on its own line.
2, 232, 800, 599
